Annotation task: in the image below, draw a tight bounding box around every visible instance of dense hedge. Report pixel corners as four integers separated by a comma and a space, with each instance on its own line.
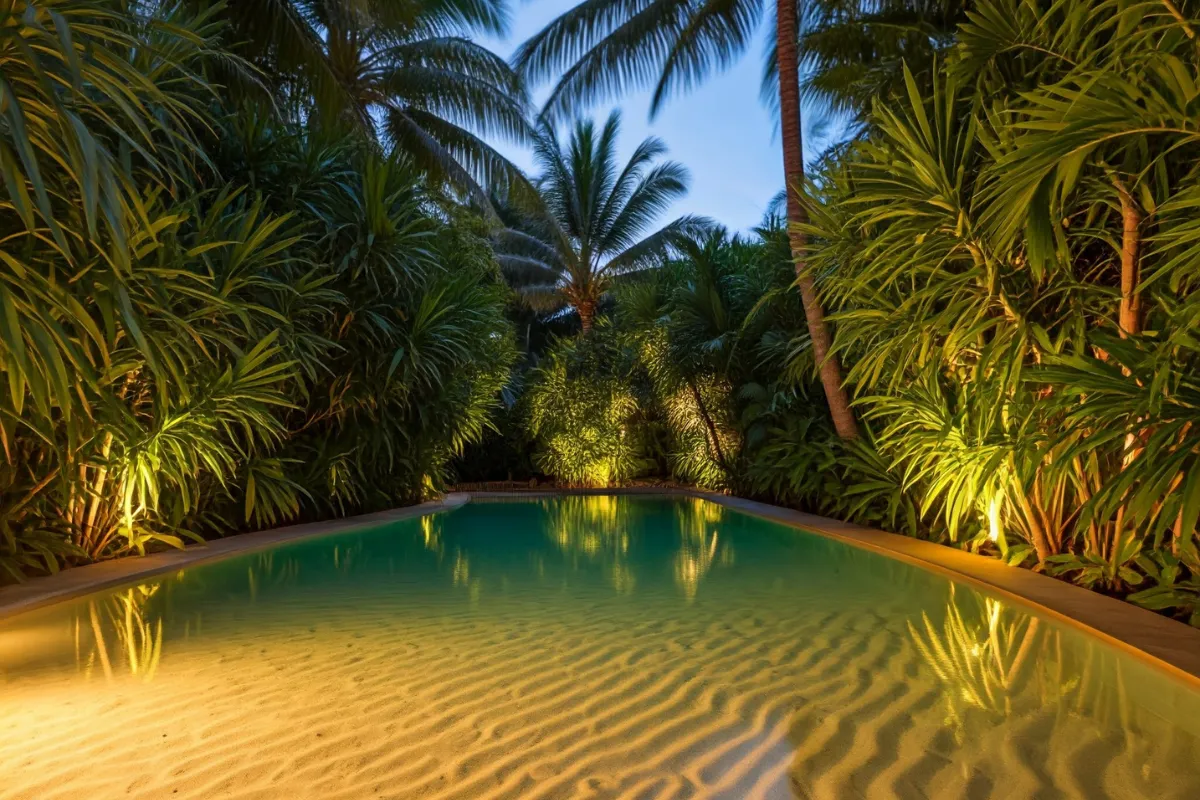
0, 3, 515, 580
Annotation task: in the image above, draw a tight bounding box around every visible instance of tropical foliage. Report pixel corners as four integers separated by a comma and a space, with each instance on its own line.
4, 0, 1200, 634
524, 323, 648, 484
798, 0, 967, 122
511, 222, 822, 490
195, 0, 534, 202
802, 0, 1200, 624
497, 0, 1200, 627
0, 0, 516, 581
512, 0, 862, 440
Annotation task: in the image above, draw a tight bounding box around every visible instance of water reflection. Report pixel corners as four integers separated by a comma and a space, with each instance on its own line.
80, 585, 164, 682
531, 496, 737, 600
1, 499, 1197, 799
540, 496, 637, 594
1, 545, 343, 683
248, 550, 304, 597
773, 579, 1200, 796
672, 499, 734, 601
908, 585, 1043, 740
1, 493, 1195, 780
903, 582, 1191, 756
422, 515, 443, 559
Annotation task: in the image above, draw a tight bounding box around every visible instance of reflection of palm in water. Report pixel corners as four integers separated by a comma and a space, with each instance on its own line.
539, 496, 736, 598
250, 551, 303, 594
425, 514, 480, 602
421, 497, 740, 599
80, 585, 163, 682
422, 515, 443, 558
424, 498, 637, 597
544, 496, 629, 555
673, 499, 734, 601
8, 500, 1196, 800
74, 546, 341, 681
542, 496, 636, 594
777, 585, 1181, 797
908, 585, 1044, 739
907, 584, 1155, 751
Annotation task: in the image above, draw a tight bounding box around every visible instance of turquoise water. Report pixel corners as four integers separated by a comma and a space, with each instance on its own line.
1, 496, 1198, 799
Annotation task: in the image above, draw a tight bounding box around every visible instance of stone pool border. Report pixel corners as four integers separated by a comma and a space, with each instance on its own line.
1, 488, 1198, 688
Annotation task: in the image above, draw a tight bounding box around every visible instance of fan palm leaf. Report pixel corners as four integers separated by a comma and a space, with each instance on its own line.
493, 110, 712, 332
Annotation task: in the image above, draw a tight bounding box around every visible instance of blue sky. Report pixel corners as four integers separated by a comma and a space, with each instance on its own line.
483, 0, 834, 233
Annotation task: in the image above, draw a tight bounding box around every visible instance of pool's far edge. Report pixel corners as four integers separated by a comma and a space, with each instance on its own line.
1, 488, 1198, 690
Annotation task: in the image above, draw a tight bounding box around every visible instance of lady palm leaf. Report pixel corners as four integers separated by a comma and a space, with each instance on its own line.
0, 0, 220, 262
805, 65, 1020, 395
975, 3, 1200, 282
1038, 335, 1200, 554
790, 0, 1200, 589
0, 2, 520, 579
792, 0, 964, 120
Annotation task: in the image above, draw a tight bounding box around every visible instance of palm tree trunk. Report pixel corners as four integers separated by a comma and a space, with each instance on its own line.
578, 299, 596, 334
1116, 182, 1143, 337
1113, 180, 1145, 526
1010, 475, 1054, 565
687, 377, 731, 476
775, 0, 857, 440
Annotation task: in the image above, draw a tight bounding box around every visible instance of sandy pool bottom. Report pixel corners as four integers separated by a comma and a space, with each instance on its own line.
2, 593, 1195, 800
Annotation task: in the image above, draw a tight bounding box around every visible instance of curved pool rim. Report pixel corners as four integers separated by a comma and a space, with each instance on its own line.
2, 488, 1198, 689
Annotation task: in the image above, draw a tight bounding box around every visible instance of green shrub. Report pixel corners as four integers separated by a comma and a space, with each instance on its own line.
0, 5, 517, 579
525, 326, 651, 486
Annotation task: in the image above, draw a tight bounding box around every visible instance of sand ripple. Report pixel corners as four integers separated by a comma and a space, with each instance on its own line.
3, 496, 1199, 800
3, 591, 1198, 800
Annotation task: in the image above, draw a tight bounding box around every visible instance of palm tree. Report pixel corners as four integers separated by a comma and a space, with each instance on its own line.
796, 0, 967, 124
494, 111, 711, 333
197, 0, 533, 204
514, 0, 859, 437
0, 1, 518, 578
800, 0, 1200, 596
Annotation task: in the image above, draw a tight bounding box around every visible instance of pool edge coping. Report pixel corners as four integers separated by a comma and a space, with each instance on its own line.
468, 488, 1200, 689
0, 494, 470, 622
1, 488, 1197, 690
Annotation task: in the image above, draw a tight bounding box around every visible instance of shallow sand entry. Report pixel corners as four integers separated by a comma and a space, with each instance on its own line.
2, 497, 1199, 799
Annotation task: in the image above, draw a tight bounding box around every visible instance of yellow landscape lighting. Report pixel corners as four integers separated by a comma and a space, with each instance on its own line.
987, 495, 1003, 544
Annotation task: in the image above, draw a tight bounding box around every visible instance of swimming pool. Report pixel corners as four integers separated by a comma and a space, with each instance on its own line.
1, 495, 1198, 798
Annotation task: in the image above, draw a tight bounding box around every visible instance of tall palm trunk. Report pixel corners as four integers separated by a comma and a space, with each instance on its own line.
1112, 180, 1145, 552
775, 0, 857, 440
1116, 183, 1143, 338
578, 298, 596, 333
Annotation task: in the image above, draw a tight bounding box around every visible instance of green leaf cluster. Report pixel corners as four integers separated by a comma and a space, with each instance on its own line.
0, 1, 518, 580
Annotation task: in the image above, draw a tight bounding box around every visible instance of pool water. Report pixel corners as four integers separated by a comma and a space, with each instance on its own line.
1, 496, 1198, 799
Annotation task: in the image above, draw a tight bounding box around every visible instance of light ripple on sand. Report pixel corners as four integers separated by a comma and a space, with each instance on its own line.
3, 591, 1199, 800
